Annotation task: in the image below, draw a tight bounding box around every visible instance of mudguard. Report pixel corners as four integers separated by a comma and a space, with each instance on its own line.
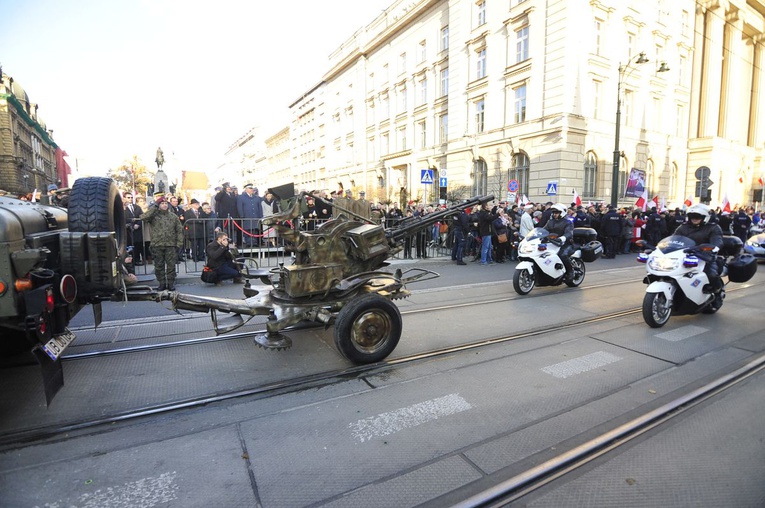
516, 261, 534, 274
646, 280, 674, 302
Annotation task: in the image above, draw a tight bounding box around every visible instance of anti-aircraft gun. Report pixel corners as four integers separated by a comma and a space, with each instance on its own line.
168, 192, 494, 364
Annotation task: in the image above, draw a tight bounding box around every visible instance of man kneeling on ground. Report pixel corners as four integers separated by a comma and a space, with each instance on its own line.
205, 232, 243, 285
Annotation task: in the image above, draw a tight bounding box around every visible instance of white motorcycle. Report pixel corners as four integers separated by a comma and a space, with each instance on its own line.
513, 227, 602, 295
638, 235, 757, 328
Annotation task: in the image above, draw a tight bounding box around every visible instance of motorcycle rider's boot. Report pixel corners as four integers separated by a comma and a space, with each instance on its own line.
713, 291, 723, 308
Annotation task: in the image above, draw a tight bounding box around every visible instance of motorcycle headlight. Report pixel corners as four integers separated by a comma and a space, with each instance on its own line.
519, 243, 535, 255
648, 256, 681, 272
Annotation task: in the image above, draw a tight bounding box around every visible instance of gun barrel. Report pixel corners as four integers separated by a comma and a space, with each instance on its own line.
385, 195, 494, 243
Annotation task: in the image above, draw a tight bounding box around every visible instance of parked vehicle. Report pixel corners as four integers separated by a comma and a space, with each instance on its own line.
512, 227, 602, 295
637, 235, 757, 328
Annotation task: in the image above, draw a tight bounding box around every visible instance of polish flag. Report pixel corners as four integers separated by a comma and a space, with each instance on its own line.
721, 193, 731, 213
660, 196, 667, 212
738, 176, 744, 183
650, 195, 659, 210
573, 189, 582, 207
759, 177, 764, 186
684, 197, 693, 208
520, 194, 529, 206
635, 189, 648, 211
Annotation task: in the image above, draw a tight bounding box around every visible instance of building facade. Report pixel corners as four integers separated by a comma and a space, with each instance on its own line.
284, 0, 764, 209
0, 70, 69, 197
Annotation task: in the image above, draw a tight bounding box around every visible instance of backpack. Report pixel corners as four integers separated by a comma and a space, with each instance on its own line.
200, 265, 217, 283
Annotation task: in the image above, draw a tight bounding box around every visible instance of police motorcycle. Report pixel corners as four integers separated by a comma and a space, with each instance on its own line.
512, 226, 602, 295
637, 234, 757, 328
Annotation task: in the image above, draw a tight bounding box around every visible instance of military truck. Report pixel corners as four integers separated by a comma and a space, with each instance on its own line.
0, 177, 125, 403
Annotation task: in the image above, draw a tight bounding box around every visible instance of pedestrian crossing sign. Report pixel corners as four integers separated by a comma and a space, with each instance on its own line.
546, 181, 558, 195
421, 169, 435, 184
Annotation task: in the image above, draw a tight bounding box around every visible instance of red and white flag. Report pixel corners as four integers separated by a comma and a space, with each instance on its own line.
684, 196, 693, 208
635, 189, 648, 211
520, 194, 529, 206
573, 189, 582, 207
759, 176, 764, 186
660, 196, 667, 212
650, 195, 659, 210
721, 193, 731, 213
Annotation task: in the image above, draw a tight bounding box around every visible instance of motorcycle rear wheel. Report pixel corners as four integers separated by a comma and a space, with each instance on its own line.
643, 292, 671, 328
565, 258, 586, 287
513, 268, 535, 295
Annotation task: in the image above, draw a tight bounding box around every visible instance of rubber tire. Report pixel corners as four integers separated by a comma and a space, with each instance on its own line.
513, 268, 535, 295
565, 258, 586, 287
643, 292, 671, 328
68, 177, 126, 254
334, 294, 402, 364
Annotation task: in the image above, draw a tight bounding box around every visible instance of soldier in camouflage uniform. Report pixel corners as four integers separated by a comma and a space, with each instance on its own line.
140, 196, 184, 290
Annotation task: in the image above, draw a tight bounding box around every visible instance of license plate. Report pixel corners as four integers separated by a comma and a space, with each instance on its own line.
42, 329, 76, 361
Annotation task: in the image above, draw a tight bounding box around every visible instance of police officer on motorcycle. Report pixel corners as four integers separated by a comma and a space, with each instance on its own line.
544, 203, 575, 281
673, 203, 724, 306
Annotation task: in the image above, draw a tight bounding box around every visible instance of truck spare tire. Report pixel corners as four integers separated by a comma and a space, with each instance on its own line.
67, 177, 126, 254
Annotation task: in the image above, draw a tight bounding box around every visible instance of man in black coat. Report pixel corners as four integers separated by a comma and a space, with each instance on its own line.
599, 205, 623, 258
645, 207, 666, 246
123, 191, 145, 265
731, 208, 752, 243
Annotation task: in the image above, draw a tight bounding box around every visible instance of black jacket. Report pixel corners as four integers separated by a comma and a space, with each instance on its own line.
673, 222, 724, 249
600, 210, 623, 236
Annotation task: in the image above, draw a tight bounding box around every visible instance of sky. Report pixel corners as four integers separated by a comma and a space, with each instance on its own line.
0, 0, 393, 178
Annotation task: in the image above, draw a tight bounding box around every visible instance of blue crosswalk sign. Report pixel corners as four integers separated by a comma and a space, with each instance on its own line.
421, 169, 434, 184
546, 182, 558, 195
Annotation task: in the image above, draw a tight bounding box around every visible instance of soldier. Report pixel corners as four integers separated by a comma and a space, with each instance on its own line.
140, 195, 184, 291
354, 190, 372, 220
334, 189, 353, 219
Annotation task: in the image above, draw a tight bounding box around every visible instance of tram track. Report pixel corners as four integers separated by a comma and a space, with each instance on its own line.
64, 277, 644, 360
1, 304, 644, 448
441, 351, 765, 508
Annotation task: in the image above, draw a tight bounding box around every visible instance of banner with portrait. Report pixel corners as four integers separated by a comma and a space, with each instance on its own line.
624, 168, 646, 198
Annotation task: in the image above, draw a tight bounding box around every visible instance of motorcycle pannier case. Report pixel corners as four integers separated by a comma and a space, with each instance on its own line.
580, 240, 603, 262
720, 235, 743, 257
727, 253, 757, 283
573, 227, 597, 244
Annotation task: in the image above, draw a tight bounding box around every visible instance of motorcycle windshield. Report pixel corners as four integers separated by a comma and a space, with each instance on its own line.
525, 228, 550, 241
656, 235, 695, 254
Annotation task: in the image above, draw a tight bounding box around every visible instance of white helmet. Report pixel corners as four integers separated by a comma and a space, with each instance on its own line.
551, 203, 567, 214
686, 203, 711, 224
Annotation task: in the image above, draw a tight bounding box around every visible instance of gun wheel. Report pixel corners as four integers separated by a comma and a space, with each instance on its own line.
334, 294, 402, 364
254, 332, 292, 350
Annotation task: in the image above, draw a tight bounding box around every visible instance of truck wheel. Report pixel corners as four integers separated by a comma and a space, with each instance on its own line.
68, 177, 125, 253
334, 294, 402, 364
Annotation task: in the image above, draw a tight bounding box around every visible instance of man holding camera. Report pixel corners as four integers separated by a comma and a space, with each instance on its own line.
205, 232, 243, 285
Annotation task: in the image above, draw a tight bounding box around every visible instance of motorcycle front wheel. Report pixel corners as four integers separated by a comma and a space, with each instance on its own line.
643, 292, 672, 328
513, 268, 535, 295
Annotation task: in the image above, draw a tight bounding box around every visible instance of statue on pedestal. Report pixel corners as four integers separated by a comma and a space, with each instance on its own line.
155, 147, 165, 170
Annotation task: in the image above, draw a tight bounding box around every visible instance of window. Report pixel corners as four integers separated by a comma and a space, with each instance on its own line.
440, 68, 449, 97
382, 94, 390, 118
593, 19, 602, 56
676, 104, 685, 137
653, 97, 662, 131
368, 137, 376, 161
584, 152, 597, 197
383, 63, 389, 84
397, 126, 407, 151
516, 26, 529, 63
512, 153, 530, 196
439, 113, 449, 143
418, 120, 427, 149
627, 33, 637, 58
678, 55, 686, 86
419, 77, 428, 105
368, 72, 375, 90
681, 10, 689, 36
669, 163, 678, 198
476, 1, 486, 26
593, 80, 601, 119
476, 48, 487, 79
475, 99, 485, 133
382, 132, 390, 155
623, 90, 633, 126
399, 52, 407, 75
419, 40, 427, 63
441, 26, 449, 51
646, 159, 654, 197
514, 85, 526, 123
399, 86, 407, 113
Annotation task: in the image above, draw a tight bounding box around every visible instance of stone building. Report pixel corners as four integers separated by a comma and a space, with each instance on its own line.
0, 69, 69, 198
286, 0, 765, 209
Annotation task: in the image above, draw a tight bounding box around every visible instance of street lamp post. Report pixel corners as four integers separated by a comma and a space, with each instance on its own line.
611, 52, 649, 208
